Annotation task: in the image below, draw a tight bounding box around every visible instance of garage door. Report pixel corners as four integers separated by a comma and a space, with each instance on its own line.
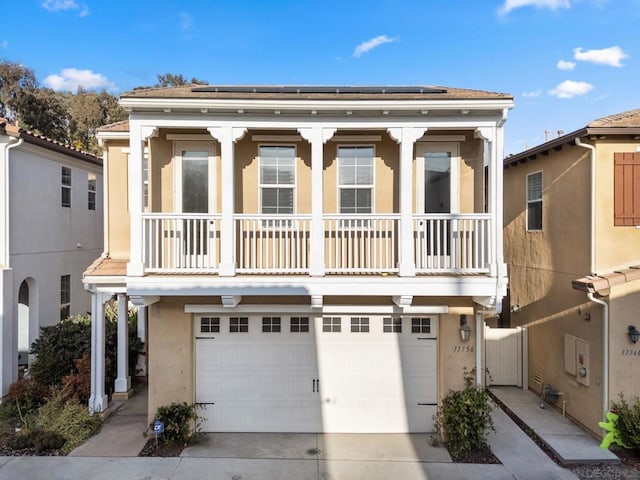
195, 315, 437, 433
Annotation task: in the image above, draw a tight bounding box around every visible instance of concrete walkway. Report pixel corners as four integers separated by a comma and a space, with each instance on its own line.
491, 386, 619, 465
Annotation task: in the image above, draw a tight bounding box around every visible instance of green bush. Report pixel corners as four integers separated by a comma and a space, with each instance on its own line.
7, 429, 67, 454
34, 390, 101, 454
435, 369, 495, 460
611, 394, 640, 449
151, 402, 199, 446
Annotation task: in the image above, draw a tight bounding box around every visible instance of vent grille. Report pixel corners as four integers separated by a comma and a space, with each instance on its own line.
532, 372, 542, 385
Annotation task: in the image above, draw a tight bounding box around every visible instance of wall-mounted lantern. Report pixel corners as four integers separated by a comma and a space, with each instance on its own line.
459, 315, 472, 342
628, 325, 640, 344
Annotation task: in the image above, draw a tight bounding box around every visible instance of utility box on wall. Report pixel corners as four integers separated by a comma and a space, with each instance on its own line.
564, 334, 590, 386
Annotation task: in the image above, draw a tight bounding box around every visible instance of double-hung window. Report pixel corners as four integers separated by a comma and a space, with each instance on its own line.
61, 166, 71, 207
338, 146, 374, 214
260, 146, 295, 214
88, 174, 97, 210
60, 274, 70, 320
526, 172, 543, 231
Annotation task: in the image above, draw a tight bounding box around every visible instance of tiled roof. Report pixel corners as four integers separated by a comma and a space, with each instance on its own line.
84, 257, 128, 277
572, 265, 640, 294
588, 109, 640, 128
96, 120, 130, 132
121, 84, 512, 101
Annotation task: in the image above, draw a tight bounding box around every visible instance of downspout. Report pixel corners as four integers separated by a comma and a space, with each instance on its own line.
588, 292, 609, 418
2, 137, 23, 267
574, 137, 596, 274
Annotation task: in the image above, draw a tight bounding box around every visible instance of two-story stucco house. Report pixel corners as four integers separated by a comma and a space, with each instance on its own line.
86, 85, 513, 433
504, 109, 640, 437
0, 119, 103, 396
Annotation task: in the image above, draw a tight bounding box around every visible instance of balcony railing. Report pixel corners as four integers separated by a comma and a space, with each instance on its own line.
141, 213, 492, 275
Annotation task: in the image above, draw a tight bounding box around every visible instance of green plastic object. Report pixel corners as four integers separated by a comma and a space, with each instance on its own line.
598, 411, 629, 449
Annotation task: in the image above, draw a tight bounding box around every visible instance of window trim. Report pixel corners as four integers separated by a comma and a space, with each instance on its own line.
60, 274, 71, 320
350, 316, 370, 333
383, 317, 402, 333
337, 144, 375, 214
88, 173, 97, 210
258, 144, 297, 215
61, 166, 72, 208
526, 170, 543, 231
290, 316, 310, 333
322, 316, 341, 333
415, 142, 460, 214
229, 316, 249, 333
262, 316, 282, 333
173, 141, 217, 214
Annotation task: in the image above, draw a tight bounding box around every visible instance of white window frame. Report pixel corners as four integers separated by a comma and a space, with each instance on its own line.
322, 316, 341, 333
258, 144, 297, 215
526, 171, 543, 232
199, 317, 220, 335
410, 317, 433, 335
350, 316, 370, 333
337, 145, 375, 214
415, 142, 460, 214
262, 316, 282, 333
229, 316, 249, 333
173, 141, 217, 214
88, 173, 97, 210
61, 166, 72, 208
290, 316, 310, 333
383, 317, 402, 333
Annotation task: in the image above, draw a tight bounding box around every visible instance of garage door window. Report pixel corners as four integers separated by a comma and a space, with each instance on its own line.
200, 317, 220, 333
262, 317, 281, 333
383, 317, 402, 333
411, 317, 431, 334
230, 317, 249, 333
351, 317, 370, 333
323, 317, 341, 332
290, 317, 309, 333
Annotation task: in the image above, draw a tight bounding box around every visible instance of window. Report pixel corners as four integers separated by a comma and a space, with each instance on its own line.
323, 317, 341, 333
262, 317, 281, 333
350, 317, 369, 333
260, 146, 295, 214
60, 275, 70, 320
411, 317, 431, 334
230, 317, 249, 333
290, 317, 309, 333
383, 317, 402, 333
200, 317, 220, 333
338, 146, 374, 213
182, 150, 209, 213
614, 152, 640, 226
61, 166, 71, 207
88, 174, 97, 210
527, 172, 543, 231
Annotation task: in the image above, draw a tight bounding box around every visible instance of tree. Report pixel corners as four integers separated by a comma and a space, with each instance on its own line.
155, 73, 207, 87
0, 60, 39, 120
19, 87, 69, 143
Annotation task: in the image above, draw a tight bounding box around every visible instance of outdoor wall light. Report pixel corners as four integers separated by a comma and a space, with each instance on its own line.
628, 325, 640, 344
459, 315, 472, 342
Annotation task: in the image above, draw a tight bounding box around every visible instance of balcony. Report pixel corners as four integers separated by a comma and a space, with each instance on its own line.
142, 213, 492, 275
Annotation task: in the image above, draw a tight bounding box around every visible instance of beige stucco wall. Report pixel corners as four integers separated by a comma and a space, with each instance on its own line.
105, 141, 130, 258
439, 312, 478, 397
593, 141, 640, 272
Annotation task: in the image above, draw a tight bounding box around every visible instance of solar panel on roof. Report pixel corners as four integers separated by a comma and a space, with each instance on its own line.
190, 86, 447, 94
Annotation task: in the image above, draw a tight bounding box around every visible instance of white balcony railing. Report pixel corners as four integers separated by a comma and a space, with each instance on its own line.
324, 215, 400, 274
236, 215, 312, 273
413, 214, 491, 273
141, 213, 491, 275
142, 213, 222, 273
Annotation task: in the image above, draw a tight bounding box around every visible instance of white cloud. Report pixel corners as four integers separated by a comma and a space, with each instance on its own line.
179, 12, 193, 31
353, 35, 396, 58
573, 46, 628, 67
0, 40, 7, 49
43, 68, 116, 92
557, 60, 576, 70
41, 0, 88, 16
548, 80, 594, 98
522, 90, 542, 97
498, 0, 570, 15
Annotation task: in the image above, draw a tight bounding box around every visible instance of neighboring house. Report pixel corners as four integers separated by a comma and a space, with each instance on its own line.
503, 109, 640, 437
0, 119, 103, 396
86, 85, 513, 432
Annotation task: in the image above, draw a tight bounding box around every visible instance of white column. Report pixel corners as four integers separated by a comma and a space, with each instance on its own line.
89, 292, 109, 414
298, 127, 335, 276
136, 306, 147, 376
475, 127, 496, 274
114, 293, 131, 395
494, 126, 506, 276
127, 123, 157, 277
388, 127, 425, 277
208, 127, 247, 277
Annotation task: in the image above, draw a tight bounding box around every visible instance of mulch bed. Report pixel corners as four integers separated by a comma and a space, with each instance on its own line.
138, 438, 185, 457
450, 444, 501, 464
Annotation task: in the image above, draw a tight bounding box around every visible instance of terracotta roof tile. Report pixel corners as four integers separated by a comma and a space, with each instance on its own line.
96, 120, 130, 133
588, 109, 640, 128
572, 265, 640, 294
84, 257, 128, 277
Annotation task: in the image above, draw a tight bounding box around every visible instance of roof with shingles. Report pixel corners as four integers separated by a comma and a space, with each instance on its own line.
572, 265, 640, 294
588, 109, 640, 128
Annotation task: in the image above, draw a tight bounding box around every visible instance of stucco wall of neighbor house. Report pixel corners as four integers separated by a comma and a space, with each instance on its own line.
504, 144, 607, 436
0, 268, 14, 396
592, 141, 640, 273
147, 296, 195, 423
608, 279, 640, 406
105, 141, 130, 258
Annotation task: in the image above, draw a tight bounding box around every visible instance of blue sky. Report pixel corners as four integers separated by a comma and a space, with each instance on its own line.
1, 0, 639, 155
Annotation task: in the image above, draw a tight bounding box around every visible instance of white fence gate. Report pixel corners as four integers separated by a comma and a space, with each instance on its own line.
485, 326, 527, 388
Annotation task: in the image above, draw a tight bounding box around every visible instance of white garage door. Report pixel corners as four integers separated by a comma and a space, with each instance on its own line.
195, 315, 438, 433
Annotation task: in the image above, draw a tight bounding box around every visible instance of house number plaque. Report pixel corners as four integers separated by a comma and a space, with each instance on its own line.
453, 345, 474, 353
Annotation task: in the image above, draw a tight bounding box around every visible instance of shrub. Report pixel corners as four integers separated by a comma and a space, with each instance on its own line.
611, 394, 640, 450
61, 353, 92, 404
435, 369, 495, 460
34, 390, 101, 454
6, 429, 66, 454
7, 377, 48, 414
151, 402, 199, 446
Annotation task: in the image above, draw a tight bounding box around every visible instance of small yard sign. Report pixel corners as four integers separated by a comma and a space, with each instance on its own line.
152, 420, 164, 447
